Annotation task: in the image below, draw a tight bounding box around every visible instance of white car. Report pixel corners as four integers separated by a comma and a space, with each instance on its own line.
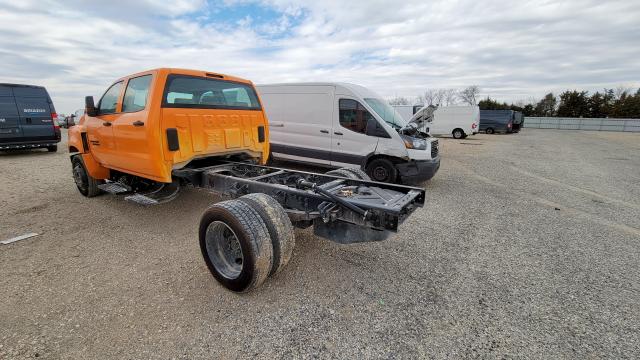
257, 83, 440, 184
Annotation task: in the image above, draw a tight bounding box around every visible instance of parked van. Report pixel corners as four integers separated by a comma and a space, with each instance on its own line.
479, 110, 514, 134
512, 111, 524, 132
257, 83, 440, 184
0, 83, 60, 151
415, 105, 479, 139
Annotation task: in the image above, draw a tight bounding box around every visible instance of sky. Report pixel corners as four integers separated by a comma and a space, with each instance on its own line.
0, 0, 639, 113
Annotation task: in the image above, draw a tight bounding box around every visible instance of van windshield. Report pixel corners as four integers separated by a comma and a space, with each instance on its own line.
364, 98, 407, 129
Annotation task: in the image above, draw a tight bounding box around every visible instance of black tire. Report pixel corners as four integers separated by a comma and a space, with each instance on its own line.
486, 127, 495, 134
366, 158, 398, 183
199, 200, 273, 292
47, 145, 58, 152
72, 156, 102, 197
452, 128, 465, 139
326, 167, 371, 181
239, 193, 295, 276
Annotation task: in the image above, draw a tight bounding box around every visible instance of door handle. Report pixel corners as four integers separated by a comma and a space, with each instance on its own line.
320, 129, 329, 134
270, 123, 284, 127
102, 122, 112, 127
132, 121, 145, 127
334, 131, 343, 135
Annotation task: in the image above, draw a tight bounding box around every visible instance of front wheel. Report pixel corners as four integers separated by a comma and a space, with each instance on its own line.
199, 200, 273, 292
366, 158, 398, 183
452, 129, 465, 139
72, 156, 102, 197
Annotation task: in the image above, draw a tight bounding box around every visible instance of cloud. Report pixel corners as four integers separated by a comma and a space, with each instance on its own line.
0, 0, 638, 112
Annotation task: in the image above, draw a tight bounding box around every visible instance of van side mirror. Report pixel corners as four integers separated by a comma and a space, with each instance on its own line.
85, 96, 98, 117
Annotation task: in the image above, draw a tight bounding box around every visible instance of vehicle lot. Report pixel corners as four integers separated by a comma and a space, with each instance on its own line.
1, 129, 639, 359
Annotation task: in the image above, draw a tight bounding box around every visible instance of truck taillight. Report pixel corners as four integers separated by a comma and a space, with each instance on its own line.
51, 112, 60, 130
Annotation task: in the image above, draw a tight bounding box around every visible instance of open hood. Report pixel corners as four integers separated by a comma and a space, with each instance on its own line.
404, 105, 437, 132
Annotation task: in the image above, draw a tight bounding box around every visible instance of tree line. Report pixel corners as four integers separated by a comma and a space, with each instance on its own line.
389, 86, 640, 118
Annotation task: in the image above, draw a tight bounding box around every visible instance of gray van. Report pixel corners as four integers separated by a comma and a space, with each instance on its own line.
0, 83, 60, 152
479, 110, 514, 134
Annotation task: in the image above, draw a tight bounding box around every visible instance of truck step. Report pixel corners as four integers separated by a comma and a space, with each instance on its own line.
98, 182, 131, 194
124, 194, 159, 206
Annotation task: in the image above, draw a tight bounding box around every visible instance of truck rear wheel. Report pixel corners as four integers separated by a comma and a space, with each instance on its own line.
239, 193, 295, 276
199, 200, 273, 292
72, 156, 102, 197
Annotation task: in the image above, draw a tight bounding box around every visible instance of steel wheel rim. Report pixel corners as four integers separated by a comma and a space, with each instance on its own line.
373, 166, 388, 181
73, 163, 88, 192
205, 221, 244, 279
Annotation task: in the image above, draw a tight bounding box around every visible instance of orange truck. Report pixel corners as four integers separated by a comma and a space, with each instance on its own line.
69, 68, 425, 292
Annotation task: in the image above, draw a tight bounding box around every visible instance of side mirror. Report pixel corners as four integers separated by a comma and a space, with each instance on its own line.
85, 96, 98, 117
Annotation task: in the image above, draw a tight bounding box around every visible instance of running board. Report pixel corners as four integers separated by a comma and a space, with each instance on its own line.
98, 182, 131, 194
124, 181, 181, 206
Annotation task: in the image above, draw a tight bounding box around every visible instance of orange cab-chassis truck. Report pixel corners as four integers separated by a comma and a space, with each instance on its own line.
68, 68, 425, 292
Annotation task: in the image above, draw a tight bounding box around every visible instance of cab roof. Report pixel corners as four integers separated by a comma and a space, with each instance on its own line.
116, 68, 254, 85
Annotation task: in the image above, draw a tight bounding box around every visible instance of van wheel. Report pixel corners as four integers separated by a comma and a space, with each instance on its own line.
47, 145, 58, 152
72, 156, 102, 197
199, 200, 273, 292
486, 127, 495, 134
238, 193, 295, 276
366, 158, 398, 183
326, 167, 371, 181
452, 129, 465, 139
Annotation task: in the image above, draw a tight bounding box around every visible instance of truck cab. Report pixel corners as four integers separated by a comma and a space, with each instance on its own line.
69, 68, 269, 184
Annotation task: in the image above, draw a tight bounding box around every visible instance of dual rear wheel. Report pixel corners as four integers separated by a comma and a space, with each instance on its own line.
199, 193, 295, 292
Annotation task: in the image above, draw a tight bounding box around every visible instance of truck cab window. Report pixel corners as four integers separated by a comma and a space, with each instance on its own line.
122, 75, 152, 112
339, 99, 374, 134
98, 81, 123, 114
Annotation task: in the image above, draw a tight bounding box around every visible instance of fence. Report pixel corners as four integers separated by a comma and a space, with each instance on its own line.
523, 117, 640, 132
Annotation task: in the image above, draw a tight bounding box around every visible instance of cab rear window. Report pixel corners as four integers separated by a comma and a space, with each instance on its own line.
162, 75, 261, 110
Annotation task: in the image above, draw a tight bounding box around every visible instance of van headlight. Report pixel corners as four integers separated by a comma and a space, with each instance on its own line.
401, 135, 427, 150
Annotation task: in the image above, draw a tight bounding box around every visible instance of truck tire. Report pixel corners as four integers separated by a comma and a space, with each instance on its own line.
486, 127, 495, 134
47, 145, 58, 152
326, 167, 371, 180
199, 200, 273, 292
72, 155, 102, 197
366, 158, 398, 183
239, 193, 295, 276
452, 128, 465, 139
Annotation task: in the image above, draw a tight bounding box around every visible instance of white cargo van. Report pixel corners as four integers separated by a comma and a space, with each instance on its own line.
257, 83, 440, 184
410, 105, 480, 139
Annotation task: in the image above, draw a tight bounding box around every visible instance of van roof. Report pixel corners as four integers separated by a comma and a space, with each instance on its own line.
0, 83, 47, 89
257, 82, 383, 100
115, 68, 254, 85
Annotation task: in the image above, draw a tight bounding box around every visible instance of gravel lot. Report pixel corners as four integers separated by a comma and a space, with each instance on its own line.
1, 129, 639, 359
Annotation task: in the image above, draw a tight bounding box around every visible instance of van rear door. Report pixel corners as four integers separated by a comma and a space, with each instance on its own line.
0, 86, 23, 144
13, 86, 56, 140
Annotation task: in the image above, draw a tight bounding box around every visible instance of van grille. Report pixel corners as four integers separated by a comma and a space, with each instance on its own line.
431, 139, 439, 158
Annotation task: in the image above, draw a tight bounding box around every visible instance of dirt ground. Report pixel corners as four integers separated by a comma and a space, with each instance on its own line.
1, 129, 639, 359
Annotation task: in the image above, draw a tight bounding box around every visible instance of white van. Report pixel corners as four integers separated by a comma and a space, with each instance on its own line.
257, 83, 440, 184
409, 105, 480, 139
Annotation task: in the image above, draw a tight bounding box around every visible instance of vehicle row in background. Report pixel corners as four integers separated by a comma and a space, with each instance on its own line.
393, 104, 523, 137
0, 83, 60, 152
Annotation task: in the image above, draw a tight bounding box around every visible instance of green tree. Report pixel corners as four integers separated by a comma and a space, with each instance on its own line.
534, 93, 557, 116
557, 91, 589, 117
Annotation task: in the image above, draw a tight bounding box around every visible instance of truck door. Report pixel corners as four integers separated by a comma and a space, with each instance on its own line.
13, 86, 56, 141
84, 81, 123, 166
0, 86, 23, 145
331, 98, 378, 167
112, 74, 155, 177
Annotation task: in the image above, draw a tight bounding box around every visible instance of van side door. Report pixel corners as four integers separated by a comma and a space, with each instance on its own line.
112, 74, 155, 177
331, 98, 379, 167
84, 81, 123, 166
